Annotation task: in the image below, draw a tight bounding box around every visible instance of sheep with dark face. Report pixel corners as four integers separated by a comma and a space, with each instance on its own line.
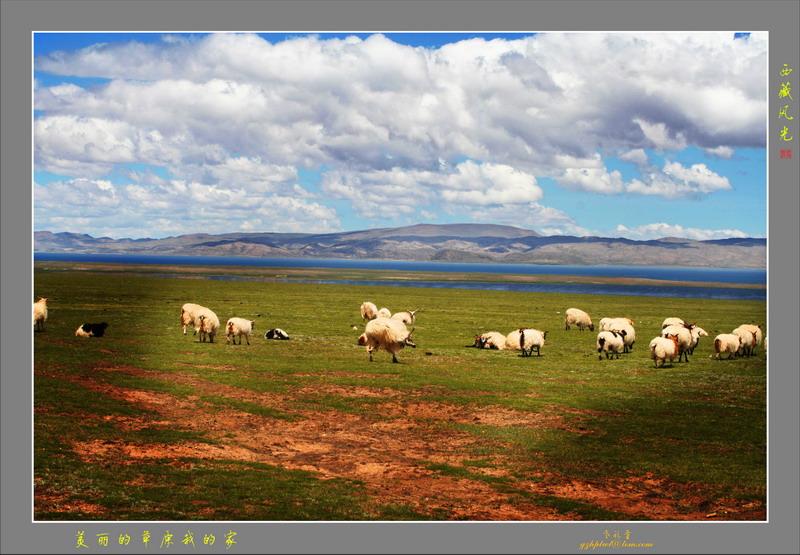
357, 318, 416, 363
504, 328, 547, 357
597, 330, 625, 360
265, 328, 290, 340
565, 308, 594, 331
469, 331, 506, 350
75, 322, 108, 338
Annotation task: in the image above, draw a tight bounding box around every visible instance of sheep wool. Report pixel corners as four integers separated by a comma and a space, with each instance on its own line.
713, 333, 743, 360
597, 330, 625, 360
360, 302, 378, 321
226, 318, 255, 345
650, 336, 680, 368
504, 328, 547, 356
661, 324, 693, 362
471, 331, 506, 350
180, 303, 205, 335
195, 308, 220, 343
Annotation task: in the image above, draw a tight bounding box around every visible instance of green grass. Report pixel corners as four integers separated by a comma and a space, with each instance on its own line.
33, 263, 766, 521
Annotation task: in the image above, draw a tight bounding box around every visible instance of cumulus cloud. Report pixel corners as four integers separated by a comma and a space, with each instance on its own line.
33, 32, 765, 238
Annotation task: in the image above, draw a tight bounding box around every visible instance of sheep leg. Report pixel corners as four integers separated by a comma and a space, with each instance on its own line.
392, 354, 399, 363
245, 335, 250, 345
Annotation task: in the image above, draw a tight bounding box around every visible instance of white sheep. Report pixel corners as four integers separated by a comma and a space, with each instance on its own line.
599, 317, 634, 332
391, 310, 417, 325
226, 317, 254, 345
195, 308, 220, 343
504, 328, 547, 356
357, 317, 416, 363
661, 324, 693, 362
360, 301, 378, 321
713, 333, 743, 360
180, 303, 204, 335
613, 322, 636, 353
596, 330, 625, 360
470, 331, 507, 350
732, 326, 757, 357
661, 317, 685, 330
688, 326, 709, 355
733, 324, 763, 355
650, 335, 680, 368
33, 297, 48, 332
565, 308, 594, 331
377, 307, 392, 319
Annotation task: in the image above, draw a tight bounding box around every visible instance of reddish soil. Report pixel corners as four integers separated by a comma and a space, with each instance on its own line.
36, 365, 766, 521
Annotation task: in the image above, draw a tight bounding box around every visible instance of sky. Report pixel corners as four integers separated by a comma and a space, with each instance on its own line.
33, 32, 767, 241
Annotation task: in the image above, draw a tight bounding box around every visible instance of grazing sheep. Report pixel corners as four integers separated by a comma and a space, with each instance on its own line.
470, 331, 507, 350
661, 317, 685, 330
650, 335, 680, 368
226, 318, 254, 345
360, 301, 378, 321
661, 324, 693, 362
195, 308, 220, 343
33, 297, 48, 332
180, 303, 204, 335
265, 328, 290, 340
504, 328, 547, 356
377, 307, 392, 319
733, 324, 763, 355
714, 333, 743, 360
732, 326, 757, 357
565, 308, 594, 331
357, 317, 416, 363
391, 310, 417, 325
597, 330, 625, 360
688, 326, 709, 355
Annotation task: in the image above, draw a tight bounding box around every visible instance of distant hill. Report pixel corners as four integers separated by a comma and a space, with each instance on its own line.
33, 223, 766, 269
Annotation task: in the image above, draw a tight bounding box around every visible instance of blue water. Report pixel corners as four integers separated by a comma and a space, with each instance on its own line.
34, 252, 766, 300
34, 252, 766, 284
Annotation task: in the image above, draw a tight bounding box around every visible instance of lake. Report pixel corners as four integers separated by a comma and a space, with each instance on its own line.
34, 252, 767, 300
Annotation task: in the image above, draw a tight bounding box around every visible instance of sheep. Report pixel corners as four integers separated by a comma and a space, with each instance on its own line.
33, 297, 48, 332
504, 328, 547, 356
75, 322, 108, 337
764, 336, 768, 356
360, 301, 378, 322
226, 318, 254, 345
377, 307, 392, 319
661, 324, 693, 362
265, 328, 290, 340
732, 326, 757, 357
613, 322, 636, 353
596, 330, 625, 360
714, 333, 743, 360
180, 303, 204, 335
391, 310, 417, 325
661, 317, 685, 330
650, 335, 680, 368
470, 331, 507, 350
357, 317, 416, 363
194, 308, 220, 343
688, 326, 709, 355
564, 308, 594, 331
75, 324, 92, 337
733, 324, 763, 355
599, 317, 634, 332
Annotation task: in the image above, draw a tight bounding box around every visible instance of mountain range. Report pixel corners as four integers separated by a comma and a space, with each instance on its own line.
34, 223, 766, 269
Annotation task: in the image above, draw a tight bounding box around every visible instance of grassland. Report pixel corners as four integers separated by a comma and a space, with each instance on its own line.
33, 263, 766, 521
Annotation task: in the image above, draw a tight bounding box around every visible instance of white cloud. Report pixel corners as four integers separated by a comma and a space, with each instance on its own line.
626, 161, 732, 198
613, 223, 750, 241
619, 148, 649, 166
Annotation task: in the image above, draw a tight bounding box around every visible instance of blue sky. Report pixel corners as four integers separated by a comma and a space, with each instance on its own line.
33, 32, 767, 240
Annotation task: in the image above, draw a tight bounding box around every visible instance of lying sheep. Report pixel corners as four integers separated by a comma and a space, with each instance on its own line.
650, 335, 680, 368
662, 324, 693, 362
226, 318, 254, 345
180, 303, 204, 335
77, 322, 108, 337
265, 328, 290, 340
470, 331, 507, 350
360, 301, 378, 321
565, 308, 594, 331
597, 330, 625, 360
75, 324, 92, 337
391, 310, 417, 325
195, 308, 220, 343
504, 328, 547, 357
357, 318, 416, 363
714, 333, 743, 360
33, 297, 48, 332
